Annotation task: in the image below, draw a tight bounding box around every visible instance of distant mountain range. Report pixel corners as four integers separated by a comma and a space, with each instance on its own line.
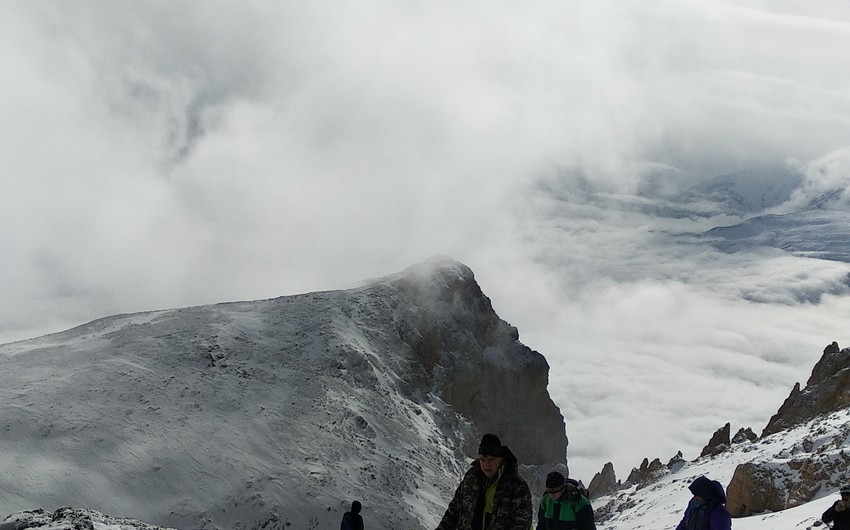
674, 165, 804, 215
675, 165, 850, 264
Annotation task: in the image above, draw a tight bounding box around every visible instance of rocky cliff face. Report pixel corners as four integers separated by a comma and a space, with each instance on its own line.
0, 257, 566, 529
390, 258, 566, 465
762, 341, 850, 437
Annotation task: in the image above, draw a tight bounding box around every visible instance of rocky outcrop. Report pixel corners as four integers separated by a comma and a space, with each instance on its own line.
390, 257, 567, 465
667, 451, 686, 470
725, 462, 785, 517
0, 507, 176, 530
700, 423, 731, 457
726, 452, 850, 517
588, 462, 619, 499
726, 414, 850, 517
626, 458, 664, 486
594, 340, 850, 523
762, 342, 850, 437
728, 340, 850, 517
732, 427, 757, 444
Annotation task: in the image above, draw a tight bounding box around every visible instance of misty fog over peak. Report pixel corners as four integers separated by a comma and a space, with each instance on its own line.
3, 1, 850, 483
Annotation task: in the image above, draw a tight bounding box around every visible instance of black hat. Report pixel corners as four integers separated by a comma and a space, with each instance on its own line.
840, 486, 850, 495
478, 433, 503, 457
351, 501, 361, 514
688, 476, 716, 500
545, 471, 566, 493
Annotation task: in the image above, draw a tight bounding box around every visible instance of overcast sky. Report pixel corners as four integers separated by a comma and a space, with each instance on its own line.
3, 1, 850, 483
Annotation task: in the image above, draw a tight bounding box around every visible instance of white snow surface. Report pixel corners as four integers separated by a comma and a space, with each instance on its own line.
2, 259, 850, 530
0, 271, 471, 529
5, 366, 850, 530
597, 408, 850, 530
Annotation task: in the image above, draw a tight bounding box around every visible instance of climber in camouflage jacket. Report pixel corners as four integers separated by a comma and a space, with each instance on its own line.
436, 434, 532, 530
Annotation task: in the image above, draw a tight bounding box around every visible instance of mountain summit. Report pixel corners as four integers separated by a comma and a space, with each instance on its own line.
0, 256, 566, 530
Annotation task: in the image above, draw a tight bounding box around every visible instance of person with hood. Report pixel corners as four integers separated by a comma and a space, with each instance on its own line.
822, 485, 850, 529
340, 500, 364, 530
536, 471, 596, 530
675, 476, 731, 530
436, 433, 532, 530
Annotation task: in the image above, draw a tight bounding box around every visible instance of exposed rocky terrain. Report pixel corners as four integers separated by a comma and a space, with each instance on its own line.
0, 507, 177, 530
0, 257, 566, 529
589, 340, 850, 524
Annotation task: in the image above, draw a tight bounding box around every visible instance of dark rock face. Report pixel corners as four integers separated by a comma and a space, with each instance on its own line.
732, 427, 757, 444
725, 462, 784, 517
390, 257, 566, 465
700, 423, 731, 457
626, 458, 664, 486
588, 462, 619, 499
762, 342, 850, 437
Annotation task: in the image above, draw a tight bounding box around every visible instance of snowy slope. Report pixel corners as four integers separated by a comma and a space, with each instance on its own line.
1, 506, 179, 530
705, 210, 850, 263
4, 253, 850, 530
1, 303, 461, 529
597, 408, 850, 530
676, 166, 804, 216
7, 367, 850, 530
681, 163, 850, 263
0, 257, 563, 530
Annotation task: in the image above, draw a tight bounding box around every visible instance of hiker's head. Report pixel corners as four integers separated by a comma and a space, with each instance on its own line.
545, 471, 567, 498
840, 486, 850, 499
351, 501, 361, 514
688, 476, 716, 502
478, 433, 504, 478
478, 433, 503, 457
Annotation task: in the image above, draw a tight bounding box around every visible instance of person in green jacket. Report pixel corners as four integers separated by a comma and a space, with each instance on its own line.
536, 471, 596, 530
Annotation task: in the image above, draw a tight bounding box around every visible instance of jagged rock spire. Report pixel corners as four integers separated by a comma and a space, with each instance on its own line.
762, 341, 850, 437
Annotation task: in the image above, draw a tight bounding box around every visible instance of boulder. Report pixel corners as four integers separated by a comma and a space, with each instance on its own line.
727, 451, 850, 517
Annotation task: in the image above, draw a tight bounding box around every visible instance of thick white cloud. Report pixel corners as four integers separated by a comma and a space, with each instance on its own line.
2, 0, 850, 484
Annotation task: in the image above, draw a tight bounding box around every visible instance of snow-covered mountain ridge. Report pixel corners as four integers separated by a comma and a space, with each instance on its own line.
0, 257, 565, 530
0, 506, 175, 530
593, 342, 850, 530
4, 254, 850, 530
680, 164, 850, 263
594, 407, 850, 530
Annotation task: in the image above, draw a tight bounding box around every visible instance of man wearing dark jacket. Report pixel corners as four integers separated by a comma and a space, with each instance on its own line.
436, 433, 532, 530
675, 476, 731, 530
536, 471, 596, 530
823, 486, 850, 530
